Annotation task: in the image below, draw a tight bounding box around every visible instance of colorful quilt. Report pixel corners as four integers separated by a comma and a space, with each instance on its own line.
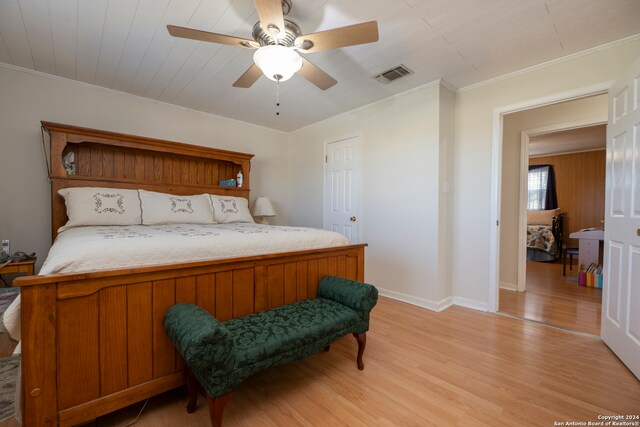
527, 225, 558, 257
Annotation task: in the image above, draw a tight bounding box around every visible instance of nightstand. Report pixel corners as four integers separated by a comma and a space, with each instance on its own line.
0, 258, 36, 286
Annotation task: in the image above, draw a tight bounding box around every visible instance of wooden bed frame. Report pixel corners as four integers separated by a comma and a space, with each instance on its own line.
14, 122, 366, 426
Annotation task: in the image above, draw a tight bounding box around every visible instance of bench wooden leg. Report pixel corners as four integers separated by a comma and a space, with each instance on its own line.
352, 332, 366, 370
186, 371, 198, 414
208, 391, 234, 427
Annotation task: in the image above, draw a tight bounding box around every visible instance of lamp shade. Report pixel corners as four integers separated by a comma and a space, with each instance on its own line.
253, 45, 302, 82
252, 197, 276, 217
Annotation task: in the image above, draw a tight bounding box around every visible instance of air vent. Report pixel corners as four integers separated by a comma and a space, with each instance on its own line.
374, 65, 414, 84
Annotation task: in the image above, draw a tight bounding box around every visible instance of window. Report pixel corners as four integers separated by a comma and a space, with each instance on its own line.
528, 165, 557, 210
528, 166, 548, 210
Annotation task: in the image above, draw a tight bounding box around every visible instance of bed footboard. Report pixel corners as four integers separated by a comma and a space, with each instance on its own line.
14, 244, 366, 426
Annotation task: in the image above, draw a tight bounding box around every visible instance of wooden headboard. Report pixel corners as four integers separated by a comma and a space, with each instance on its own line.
42, 122, 254, 240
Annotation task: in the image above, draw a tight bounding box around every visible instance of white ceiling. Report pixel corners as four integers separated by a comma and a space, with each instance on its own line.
0, 0, 639, 132
529, 124, 606, 157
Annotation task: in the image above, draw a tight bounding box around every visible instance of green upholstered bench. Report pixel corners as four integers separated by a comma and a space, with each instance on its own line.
164, 275, 379, 427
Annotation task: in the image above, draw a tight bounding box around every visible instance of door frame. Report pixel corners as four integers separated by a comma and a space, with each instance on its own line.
516, 118, 608, 292
488, 82, 612, 312
322, 133, 364, 244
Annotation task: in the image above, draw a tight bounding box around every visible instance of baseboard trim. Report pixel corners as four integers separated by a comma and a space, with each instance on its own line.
452, 297, 490, 312
499, 281, 517, 291
377, 288, 453, 312
378, 289, 490, 313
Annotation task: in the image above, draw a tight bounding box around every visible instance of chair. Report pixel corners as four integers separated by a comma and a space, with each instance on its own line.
563, 247, 579, 276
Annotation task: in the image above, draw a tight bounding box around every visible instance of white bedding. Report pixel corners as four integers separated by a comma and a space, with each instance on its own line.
40, 223, 350, 275
5, 223, 349, 347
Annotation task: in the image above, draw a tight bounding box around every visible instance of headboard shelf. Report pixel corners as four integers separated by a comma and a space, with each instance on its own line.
43, 122, 254, 240
42, 121, 253, 165
61, 142, 243, 185
62, 175, 249, 193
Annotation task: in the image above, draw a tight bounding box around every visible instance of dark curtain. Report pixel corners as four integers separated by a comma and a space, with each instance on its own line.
528, 164, 558, 210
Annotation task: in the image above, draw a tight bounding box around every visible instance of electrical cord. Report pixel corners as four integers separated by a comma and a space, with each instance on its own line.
40, 126, 51, 182
124, 398, 149, 426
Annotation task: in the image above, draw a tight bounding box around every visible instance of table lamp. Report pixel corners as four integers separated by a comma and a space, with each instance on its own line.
252, 197, 276, 224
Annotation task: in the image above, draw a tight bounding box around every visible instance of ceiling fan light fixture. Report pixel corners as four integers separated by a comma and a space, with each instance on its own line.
167, 0, 379, 90
253, 45, 302, 82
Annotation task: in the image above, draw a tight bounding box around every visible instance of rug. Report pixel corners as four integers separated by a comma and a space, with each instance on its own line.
0, 354, 19, 422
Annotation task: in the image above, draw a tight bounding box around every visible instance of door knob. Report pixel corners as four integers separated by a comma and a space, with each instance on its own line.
350, 216, 357, 222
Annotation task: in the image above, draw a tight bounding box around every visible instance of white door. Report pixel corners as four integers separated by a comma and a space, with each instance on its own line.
324, 136, 362, 243
601, 56, 640, 380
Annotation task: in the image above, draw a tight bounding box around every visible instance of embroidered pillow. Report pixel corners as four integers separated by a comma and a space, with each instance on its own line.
140, 190, 215, 225
58, 187, 142, 232
209, 195, 254, 223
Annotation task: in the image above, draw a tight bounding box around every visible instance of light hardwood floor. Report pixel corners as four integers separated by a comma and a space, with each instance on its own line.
499, 261, 602, 335
2, 296, 633, 427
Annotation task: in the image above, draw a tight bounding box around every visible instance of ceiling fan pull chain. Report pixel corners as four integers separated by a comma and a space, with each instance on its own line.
276, 78, 280, 116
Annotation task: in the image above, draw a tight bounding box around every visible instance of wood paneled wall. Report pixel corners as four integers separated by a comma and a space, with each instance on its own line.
529, 150, 605, 248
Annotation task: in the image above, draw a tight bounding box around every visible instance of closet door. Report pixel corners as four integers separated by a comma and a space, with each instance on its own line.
324, 135, 362, 244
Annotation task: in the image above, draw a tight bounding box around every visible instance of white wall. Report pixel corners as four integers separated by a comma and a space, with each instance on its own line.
288, 83, 454, 309
499, 94, 608, 289
453, 38, 640, 308
0, 64, 289, 272
438, 87, 455, 300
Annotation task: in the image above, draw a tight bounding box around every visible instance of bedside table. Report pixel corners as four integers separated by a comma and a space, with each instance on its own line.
0, 258, 36, 286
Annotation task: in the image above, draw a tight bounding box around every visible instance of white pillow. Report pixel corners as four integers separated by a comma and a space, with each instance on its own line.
527, 208, 560, 226
58, 187, 142, 231
140, 190, 214, 225
209, 195, 254, 223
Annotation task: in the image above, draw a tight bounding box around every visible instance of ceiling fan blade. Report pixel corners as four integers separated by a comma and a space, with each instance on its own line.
233, 64, 263, 88
296, 21, 379, 53
254, 0, 286, 35
298, 57, 337, 90
167, 25, 258, 48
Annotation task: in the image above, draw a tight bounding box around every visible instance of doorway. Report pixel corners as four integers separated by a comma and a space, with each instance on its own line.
495, 94, 607, 335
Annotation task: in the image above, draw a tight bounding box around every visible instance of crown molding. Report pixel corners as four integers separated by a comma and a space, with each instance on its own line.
292, 78, 449, 133
457, 33, 640, 94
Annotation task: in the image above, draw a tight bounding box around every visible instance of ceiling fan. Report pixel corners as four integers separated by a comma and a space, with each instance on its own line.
167, 0, 379, 90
